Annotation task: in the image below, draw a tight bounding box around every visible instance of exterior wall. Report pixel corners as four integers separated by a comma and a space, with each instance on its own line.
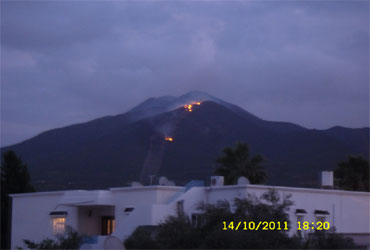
11, 192, 64, 249
110, 186, 181, 239
10, 185, 370, 249
205, 185, 370, 236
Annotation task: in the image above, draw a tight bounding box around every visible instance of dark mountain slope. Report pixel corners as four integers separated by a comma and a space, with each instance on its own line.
2, 94, 368, 191
156, 102, 366, 187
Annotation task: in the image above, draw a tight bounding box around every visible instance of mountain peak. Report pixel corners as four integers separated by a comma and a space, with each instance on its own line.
179, 90, 213, 99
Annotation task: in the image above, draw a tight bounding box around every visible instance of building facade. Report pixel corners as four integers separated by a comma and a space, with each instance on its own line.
11, 180, 370, 249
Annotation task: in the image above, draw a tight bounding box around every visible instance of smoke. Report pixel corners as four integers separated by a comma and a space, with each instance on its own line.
157, 121, 176, 138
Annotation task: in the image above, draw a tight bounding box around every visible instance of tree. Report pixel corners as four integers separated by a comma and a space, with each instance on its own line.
125, 189, 360, 249
1, 150, 35, 194
1, 150, 35, 249
125, 190, 300, 249
22, 226, 84, 249
198, 189, 297, 249
334, 155, 369, 192
215, 142, 266, 185
303, 229, 358, 249
124, 226, 159, 249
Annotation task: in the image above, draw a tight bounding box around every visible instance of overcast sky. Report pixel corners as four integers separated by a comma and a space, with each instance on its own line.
1, 1, 369, 147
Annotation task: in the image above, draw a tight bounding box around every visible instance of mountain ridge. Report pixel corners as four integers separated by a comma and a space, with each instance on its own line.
1, 92, 368, 191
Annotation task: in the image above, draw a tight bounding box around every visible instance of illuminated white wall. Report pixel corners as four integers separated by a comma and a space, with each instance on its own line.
11, 184, 370, 249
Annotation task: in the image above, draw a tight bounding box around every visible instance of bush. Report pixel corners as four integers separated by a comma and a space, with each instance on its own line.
125, 189, 300, 249
124, 226, 159, 249
303, 229, 360, 249
22, 226, 84, 250
125, 189, 362, 249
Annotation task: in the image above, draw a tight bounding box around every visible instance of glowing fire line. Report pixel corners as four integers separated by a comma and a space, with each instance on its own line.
184, 101, 201, 112
165, 137, 174, 142
164, 101, 202, 142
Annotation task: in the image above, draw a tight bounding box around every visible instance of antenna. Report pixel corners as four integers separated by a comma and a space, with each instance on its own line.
149, 175, 156, 185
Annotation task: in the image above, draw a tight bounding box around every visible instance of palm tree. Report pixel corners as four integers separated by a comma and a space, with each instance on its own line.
215, 142, 266, 185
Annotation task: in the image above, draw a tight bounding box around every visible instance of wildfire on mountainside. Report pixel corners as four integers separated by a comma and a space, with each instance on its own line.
165, 137, 174, 142
164, 102, 201, 142
184, 101, 201, 112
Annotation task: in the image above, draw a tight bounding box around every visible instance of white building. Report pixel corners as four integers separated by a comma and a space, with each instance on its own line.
10, 177, 370, 249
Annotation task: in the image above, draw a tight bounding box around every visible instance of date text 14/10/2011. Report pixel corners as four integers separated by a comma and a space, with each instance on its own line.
222, 221, 330, 231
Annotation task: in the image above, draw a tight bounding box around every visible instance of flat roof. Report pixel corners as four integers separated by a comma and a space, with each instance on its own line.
208, 184, 370, 196
9, 183, 370, 198
9, 185, 184, 198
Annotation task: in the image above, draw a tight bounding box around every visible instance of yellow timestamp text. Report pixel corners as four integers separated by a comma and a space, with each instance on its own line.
297, 221, 330, 230
222, 221, 289, 231
222, 221, 331, 231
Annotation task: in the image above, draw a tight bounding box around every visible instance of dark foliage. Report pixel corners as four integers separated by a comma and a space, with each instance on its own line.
1, 150, 35, 249
22, 226, 84, 250
1, 150, 35, 194
334, 155, 369, 192
303, 229, 359, 249
125, 189, 361, 249
215, 142, 266, 184
155, 214, 202, 249
125, 189, 298, 249
124, 226, 159, 249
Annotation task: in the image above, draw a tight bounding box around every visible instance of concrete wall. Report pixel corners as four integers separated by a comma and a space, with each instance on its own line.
110, 186, 182, 239
10, 192, 75, 249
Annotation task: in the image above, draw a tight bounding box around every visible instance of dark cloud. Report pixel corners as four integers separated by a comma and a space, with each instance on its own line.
1, 1, 369, 146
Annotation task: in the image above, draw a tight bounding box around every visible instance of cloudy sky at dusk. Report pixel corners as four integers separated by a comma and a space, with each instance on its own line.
1, 1, 369, 147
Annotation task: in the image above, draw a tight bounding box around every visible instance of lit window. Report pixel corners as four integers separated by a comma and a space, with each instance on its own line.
52, 217, 66, 235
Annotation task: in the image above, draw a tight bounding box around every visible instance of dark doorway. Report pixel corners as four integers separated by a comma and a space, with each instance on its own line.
101, 216, 115, 235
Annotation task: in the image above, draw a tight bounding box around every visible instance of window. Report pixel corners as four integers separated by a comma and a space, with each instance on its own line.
295, 209, 307, 232
296, 215, 304, 224
191, 213, 204, 228
176, 200, 184, 216
316, 216, 326, 223
52, 217, 66, 235
314, 210, 329, 223
50, 211, 67, 235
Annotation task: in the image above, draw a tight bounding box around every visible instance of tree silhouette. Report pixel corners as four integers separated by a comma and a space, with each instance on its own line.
334, 155, 369, 192
215, 142, 266, 185
1, 150, 35, 249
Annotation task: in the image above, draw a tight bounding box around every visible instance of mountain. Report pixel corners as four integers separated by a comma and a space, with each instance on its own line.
1, 91, 369, 191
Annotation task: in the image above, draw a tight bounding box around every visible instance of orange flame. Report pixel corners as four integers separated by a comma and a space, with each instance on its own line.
165, 137, 174, 142
184, 102, 201, 112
